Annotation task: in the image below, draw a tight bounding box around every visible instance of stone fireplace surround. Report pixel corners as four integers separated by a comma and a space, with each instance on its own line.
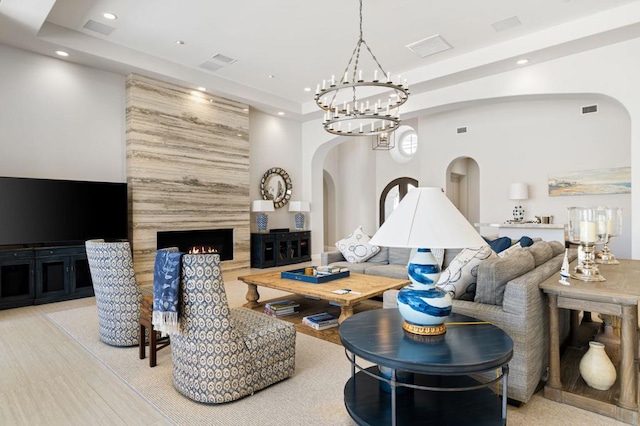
126, 74, 250, 286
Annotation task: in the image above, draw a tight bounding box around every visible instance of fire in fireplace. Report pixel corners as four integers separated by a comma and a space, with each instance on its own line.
156, 229, 233, 261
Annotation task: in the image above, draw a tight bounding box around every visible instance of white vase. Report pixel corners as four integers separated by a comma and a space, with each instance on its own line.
579, 341, 617, 391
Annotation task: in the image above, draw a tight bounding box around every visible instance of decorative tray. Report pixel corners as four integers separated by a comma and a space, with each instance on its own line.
281, 267, 349, 284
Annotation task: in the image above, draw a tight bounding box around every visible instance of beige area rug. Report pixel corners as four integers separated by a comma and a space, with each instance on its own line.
46, 279, 626, 426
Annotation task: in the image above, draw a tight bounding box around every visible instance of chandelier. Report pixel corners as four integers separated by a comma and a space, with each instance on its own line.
315, 0, 409, 137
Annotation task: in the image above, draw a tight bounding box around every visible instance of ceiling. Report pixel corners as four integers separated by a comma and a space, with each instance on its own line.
2, 0, 640, 121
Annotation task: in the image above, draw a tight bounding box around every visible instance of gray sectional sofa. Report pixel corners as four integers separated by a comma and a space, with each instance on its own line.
321, 240, 576, 404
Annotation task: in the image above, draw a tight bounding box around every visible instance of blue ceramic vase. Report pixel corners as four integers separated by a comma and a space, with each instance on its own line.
397, 248, 452, 334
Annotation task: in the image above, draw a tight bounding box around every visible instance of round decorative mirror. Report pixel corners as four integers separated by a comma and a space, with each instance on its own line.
260, 167, 292, 208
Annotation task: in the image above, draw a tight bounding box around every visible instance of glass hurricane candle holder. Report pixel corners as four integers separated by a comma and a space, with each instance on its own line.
595, 207, 622, 265
567, 207, 606, 282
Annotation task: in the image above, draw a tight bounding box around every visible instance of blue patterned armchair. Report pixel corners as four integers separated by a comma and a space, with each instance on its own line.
85, 239, 141, 347
171, 253, 296, 403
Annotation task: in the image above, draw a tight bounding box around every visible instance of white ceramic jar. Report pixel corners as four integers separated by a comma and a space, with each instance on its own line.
579, 341, 617, 391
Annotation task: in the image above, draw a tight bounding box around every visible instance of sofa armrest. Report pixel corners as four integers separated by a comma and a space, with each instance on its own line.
321, 250, 345, 265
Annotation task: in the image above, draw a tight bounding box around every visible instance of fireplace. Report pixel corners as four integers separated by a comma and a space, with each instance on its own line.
157, 229, 233, 261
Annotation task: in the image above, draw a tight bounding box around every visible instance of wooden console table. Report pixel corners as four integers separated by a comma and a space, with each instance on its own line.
539, 259, 640, 424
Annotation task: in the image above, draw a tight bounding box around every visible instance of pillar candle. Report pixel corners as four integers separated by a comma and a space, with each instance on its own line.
580, 221, 596, 243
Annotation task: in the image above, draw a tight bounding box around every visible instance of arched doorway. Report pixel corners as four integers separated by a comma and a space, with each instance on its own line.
323, 170, 337, 250
379, 177, 419, 226
445, 157, 480, 223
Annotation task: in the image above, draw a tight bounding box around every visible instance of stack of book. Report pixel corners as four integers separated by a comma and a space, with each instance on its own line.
302, 312, 339, 330
263, 300, 300, 317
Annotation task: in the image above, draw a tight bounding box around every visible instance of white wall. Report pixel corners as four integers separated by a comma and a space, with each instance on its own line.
248, 109, 303, 232
418, 96, 631, 258
0, 44, 125, 182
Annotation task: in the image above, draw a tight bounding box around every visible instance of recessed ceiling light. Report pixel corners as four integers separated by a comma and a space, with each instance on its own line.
243, 108, 249, 112
103, 12, 117, 20
175, 40, 185, 45
277, 112, 285, 116
197, 87, 206, 92
517, 58, 529, 65
303, 87, 311, 92
268, 75, 275, 79
55, 50, 69, 57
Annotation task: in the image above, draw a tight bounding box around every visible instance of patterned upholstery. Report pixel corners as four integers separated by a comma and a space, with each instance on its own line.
171, 253, 296, 403
85, 239, 141, 347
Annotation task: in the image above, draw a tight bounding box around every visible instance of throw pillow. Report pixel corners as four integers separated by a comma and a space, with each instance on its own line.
335, 226, 380, 263
483, 236, 513, 254
498, 236, 534, 258
436, 245, 496, 301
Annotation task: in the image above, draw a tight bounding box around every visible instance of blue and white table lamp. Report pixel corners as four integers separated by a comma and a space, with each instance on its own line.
251, 200, 274, 232
370, 187, 487, 336
508, 183, 528, 222
288, 201, 310, 230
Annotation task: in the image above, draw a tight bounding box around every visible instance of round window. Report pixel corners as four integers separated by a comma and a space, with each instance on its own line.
389, 125, 418, 163
399, 131, 418, 157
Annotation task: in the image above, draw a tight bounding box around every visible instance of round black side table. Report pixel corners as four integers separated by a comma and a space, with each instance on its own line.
339, 309, 514, 426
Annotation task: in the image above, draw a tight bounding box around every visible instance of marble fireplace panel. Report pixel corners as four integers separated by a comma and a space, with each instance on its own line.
126, 74, 250, 285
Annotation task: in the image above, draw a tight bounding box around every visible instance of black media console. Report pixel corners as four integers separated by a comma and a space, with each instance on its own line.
0, 244, 93, 310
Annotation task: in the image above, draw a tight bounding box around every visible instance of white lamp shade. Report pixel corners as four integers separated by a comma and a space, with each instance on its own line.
288, 201, 310, 212
369, 187, 486, 249
251, 200, 274, 212
508, 183, 528, 201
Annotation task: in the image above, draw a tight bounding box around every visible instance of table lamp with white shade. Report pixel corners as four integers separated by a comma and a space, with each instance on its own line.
508, 183, 528, 222
369, 187, 487, 336
288, 201, 310, 230
251, 200, 274, 232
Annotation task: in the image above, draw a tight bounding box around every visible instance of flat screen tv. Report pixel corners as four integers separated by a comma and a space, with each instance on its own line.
0, 176, 128, 247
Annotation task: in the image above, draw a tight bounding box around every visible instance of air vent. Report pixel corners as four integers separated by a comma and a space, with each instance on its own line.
406, 35, 451, 58
83, 19, 116, 36
582, 105, 598, 114
199, 61, 224, 72
492, 16, 521, 32
457, 126, 468, 134
211, 53, 237, 65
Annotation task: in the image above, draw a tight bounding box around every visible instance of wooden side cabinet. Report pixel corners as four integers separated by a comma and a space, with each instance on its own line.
251, 231, 311, 268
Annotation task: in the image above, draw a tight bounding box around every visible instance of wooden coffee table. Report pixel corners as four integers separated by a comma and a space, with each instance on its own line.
238, 270, 409, 323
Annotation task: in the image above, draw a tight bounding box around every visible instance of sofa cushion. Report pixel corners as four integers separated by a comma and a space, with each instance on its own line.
388, 247, 412, 265
548, 240, 566, 257
326, 261, 369, 274
525, 241, 553, 267
335, 226, 380, 263
436, 245, 496, 301
365, 264, 408, 280
367, 246, 389, 264
474, 250, 536, 306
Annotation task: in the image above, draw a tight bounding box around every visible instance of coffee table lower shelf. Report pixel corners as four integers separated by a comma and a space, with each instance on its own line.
344, 366, 505, 426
